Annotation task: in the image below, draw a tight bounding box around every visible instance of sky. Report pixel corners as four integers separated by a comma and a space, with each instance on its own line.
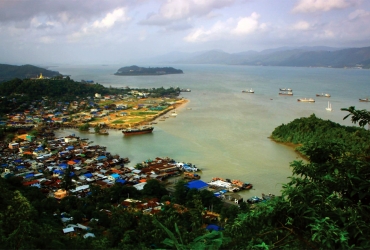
1, 0, 370, 65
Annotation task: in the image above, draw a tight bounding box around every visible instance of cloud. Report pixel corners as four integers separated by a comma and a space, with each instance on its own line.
348, 9, 370, 20
140, 0, 235, 26
69, 8, 130, 41
184, 12, 266, 42
292, 0, 355, 13
291, 21, 312, 30
92, 8, 129, 28
232, 12, 262, 35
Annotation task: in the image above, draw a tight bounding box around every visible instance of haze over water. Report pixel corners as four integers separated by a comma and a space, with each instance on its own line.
55, 64, 370, 199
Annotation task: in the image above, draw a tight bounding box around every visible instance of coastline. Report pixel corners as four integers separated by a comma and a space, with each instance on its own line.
91, 98, 189, 130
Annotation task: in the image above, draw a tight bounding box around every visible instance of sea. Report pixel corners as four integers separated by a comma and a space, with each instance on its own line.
52, 64, 370, 200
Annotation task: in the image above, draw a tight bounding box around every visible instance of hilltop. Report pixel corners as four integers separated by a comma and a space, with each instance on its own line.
114, 65, 183, 76
0, 64, 61, 82
149, 46, 370, 69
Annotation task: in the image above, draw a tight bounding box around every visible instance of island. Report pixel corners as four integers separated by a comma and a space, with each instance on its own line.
114, 65, 183, 76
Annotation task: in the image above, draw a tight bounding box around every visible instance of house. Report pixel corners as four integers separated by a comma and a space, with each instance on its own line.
9, 142, 19, 149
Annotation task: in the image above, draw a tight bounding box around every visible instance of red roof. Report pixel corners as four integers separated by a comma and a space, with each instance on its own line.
23, 180, 39, 186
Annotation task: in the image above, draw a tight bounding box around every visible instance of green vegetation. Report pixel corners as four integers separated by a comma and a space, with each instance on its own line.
0, 64, 61, 82
115, 65, 183, 76
271, 113, 370, 155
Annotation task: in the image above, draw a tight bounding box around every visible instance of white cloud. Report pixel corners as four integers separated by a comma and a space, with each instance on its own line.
293, 0, 354, 13
184, 13, 266, 42
348, 9, 370, 20
69, 8, 130, 41
232, 12, 260, 35
141, 0, 234, 25
93, 8, 129, 28
292, 21, 312, 30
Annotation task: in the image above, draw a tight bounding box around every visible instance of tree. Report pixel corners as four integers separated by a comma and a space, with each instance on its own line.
342, 106, 370, 128
142, 179, 168, 198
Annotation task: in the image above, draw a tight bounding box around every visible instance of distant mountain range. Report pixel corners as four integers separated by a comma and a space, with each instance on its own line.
148, 46, 370, 69
0, 64, 61, 82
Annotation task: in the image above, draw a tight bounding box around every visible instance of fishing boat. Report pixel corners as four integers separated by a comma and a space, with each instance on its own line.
359, 98, 370, 102
242, 88, 254, 93
279, 88, 292, 91
326, 101, 332, 111
279, 91, 293, 96
297, 98, 315, 102
122, 125, 154, 136
316, 93, 331, 97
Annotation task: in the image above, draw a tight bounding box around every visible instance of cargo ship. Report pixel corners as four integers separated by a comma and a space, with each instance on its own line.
297, 98, 315, 102
279, 91, 293, 96
316, 93, 331, 97
122, 126, 154, 136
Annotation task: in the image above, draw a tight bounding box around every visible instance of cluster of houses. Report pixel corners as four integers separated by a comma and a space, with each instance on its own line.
1, 133, 207, 200
3, 91, 180, 128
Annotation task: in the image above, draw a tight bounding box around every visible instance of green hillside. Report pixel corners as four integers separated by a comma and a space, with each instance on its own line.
0, 64, 61, 82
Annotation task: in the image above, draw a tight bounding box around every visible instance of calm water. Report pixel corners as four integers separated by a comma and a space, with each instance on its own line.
54, 64, 370, 199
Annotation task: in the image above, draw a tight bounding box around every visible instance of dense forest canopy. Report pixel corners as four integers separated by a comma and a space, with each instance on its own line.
115, 65, 183, 75
271, 113, 370, 155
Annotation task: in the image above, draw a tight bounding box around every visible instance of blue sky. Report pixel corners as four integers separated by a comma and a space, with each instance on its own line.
0, 0, 369, 65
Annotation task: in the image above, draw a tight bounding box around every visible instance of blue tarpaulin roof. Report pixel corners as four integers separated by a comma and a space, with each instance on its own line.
66, 146, 74, 150
187, 180, 209, 190
25, 173, 34, 178
53, 170, 64, 174
111, 173, 119, 179
116, 178, 126, 184
59, 163, 68, 168
16, 165, 25, 169
84, 173, 93, 178
73, 159, 80, 163
14, 159, 22, 163
97, 156, 107, 161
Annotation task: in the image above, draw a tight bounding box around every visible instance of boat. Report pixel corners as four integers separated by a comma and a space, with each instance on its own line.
359, 98, 370, 102
316, 93, 331, 97
279, 91, 293, 96
99, 129, 109, 135
242, 88, 254, 93
279, 88, 292, 91
297, 98, 315, 102
122, 126, 154, 136
326, 101, 332, 111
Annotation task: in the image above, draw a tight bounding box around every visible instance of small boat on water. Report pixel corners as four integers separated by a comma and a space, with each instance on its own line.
316, 93, 331, 97
297, 98, 315, 102
326, 101, 332, 111
280, 88, 292, 91
122, 126, 154, 136
242, 88, 254, 93
279, 92, 293, 96
359, 98, 370, 102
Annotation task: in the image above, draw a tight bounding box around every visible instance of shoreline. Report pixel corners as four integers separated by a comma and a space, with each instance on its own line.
88, 98, 189, 131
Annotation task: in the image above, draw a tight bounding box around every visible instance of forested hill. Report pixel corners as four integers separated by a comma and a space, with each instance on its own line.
0, 78, 108, 101
0, 64, 61, 82
271, 114, 370, 155
115, 65, 183, 75
156, 46, 370, 68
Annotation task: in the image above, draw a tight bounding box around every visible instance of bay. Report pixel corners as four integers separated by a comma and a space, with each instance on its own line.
54, 64, 370, 199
